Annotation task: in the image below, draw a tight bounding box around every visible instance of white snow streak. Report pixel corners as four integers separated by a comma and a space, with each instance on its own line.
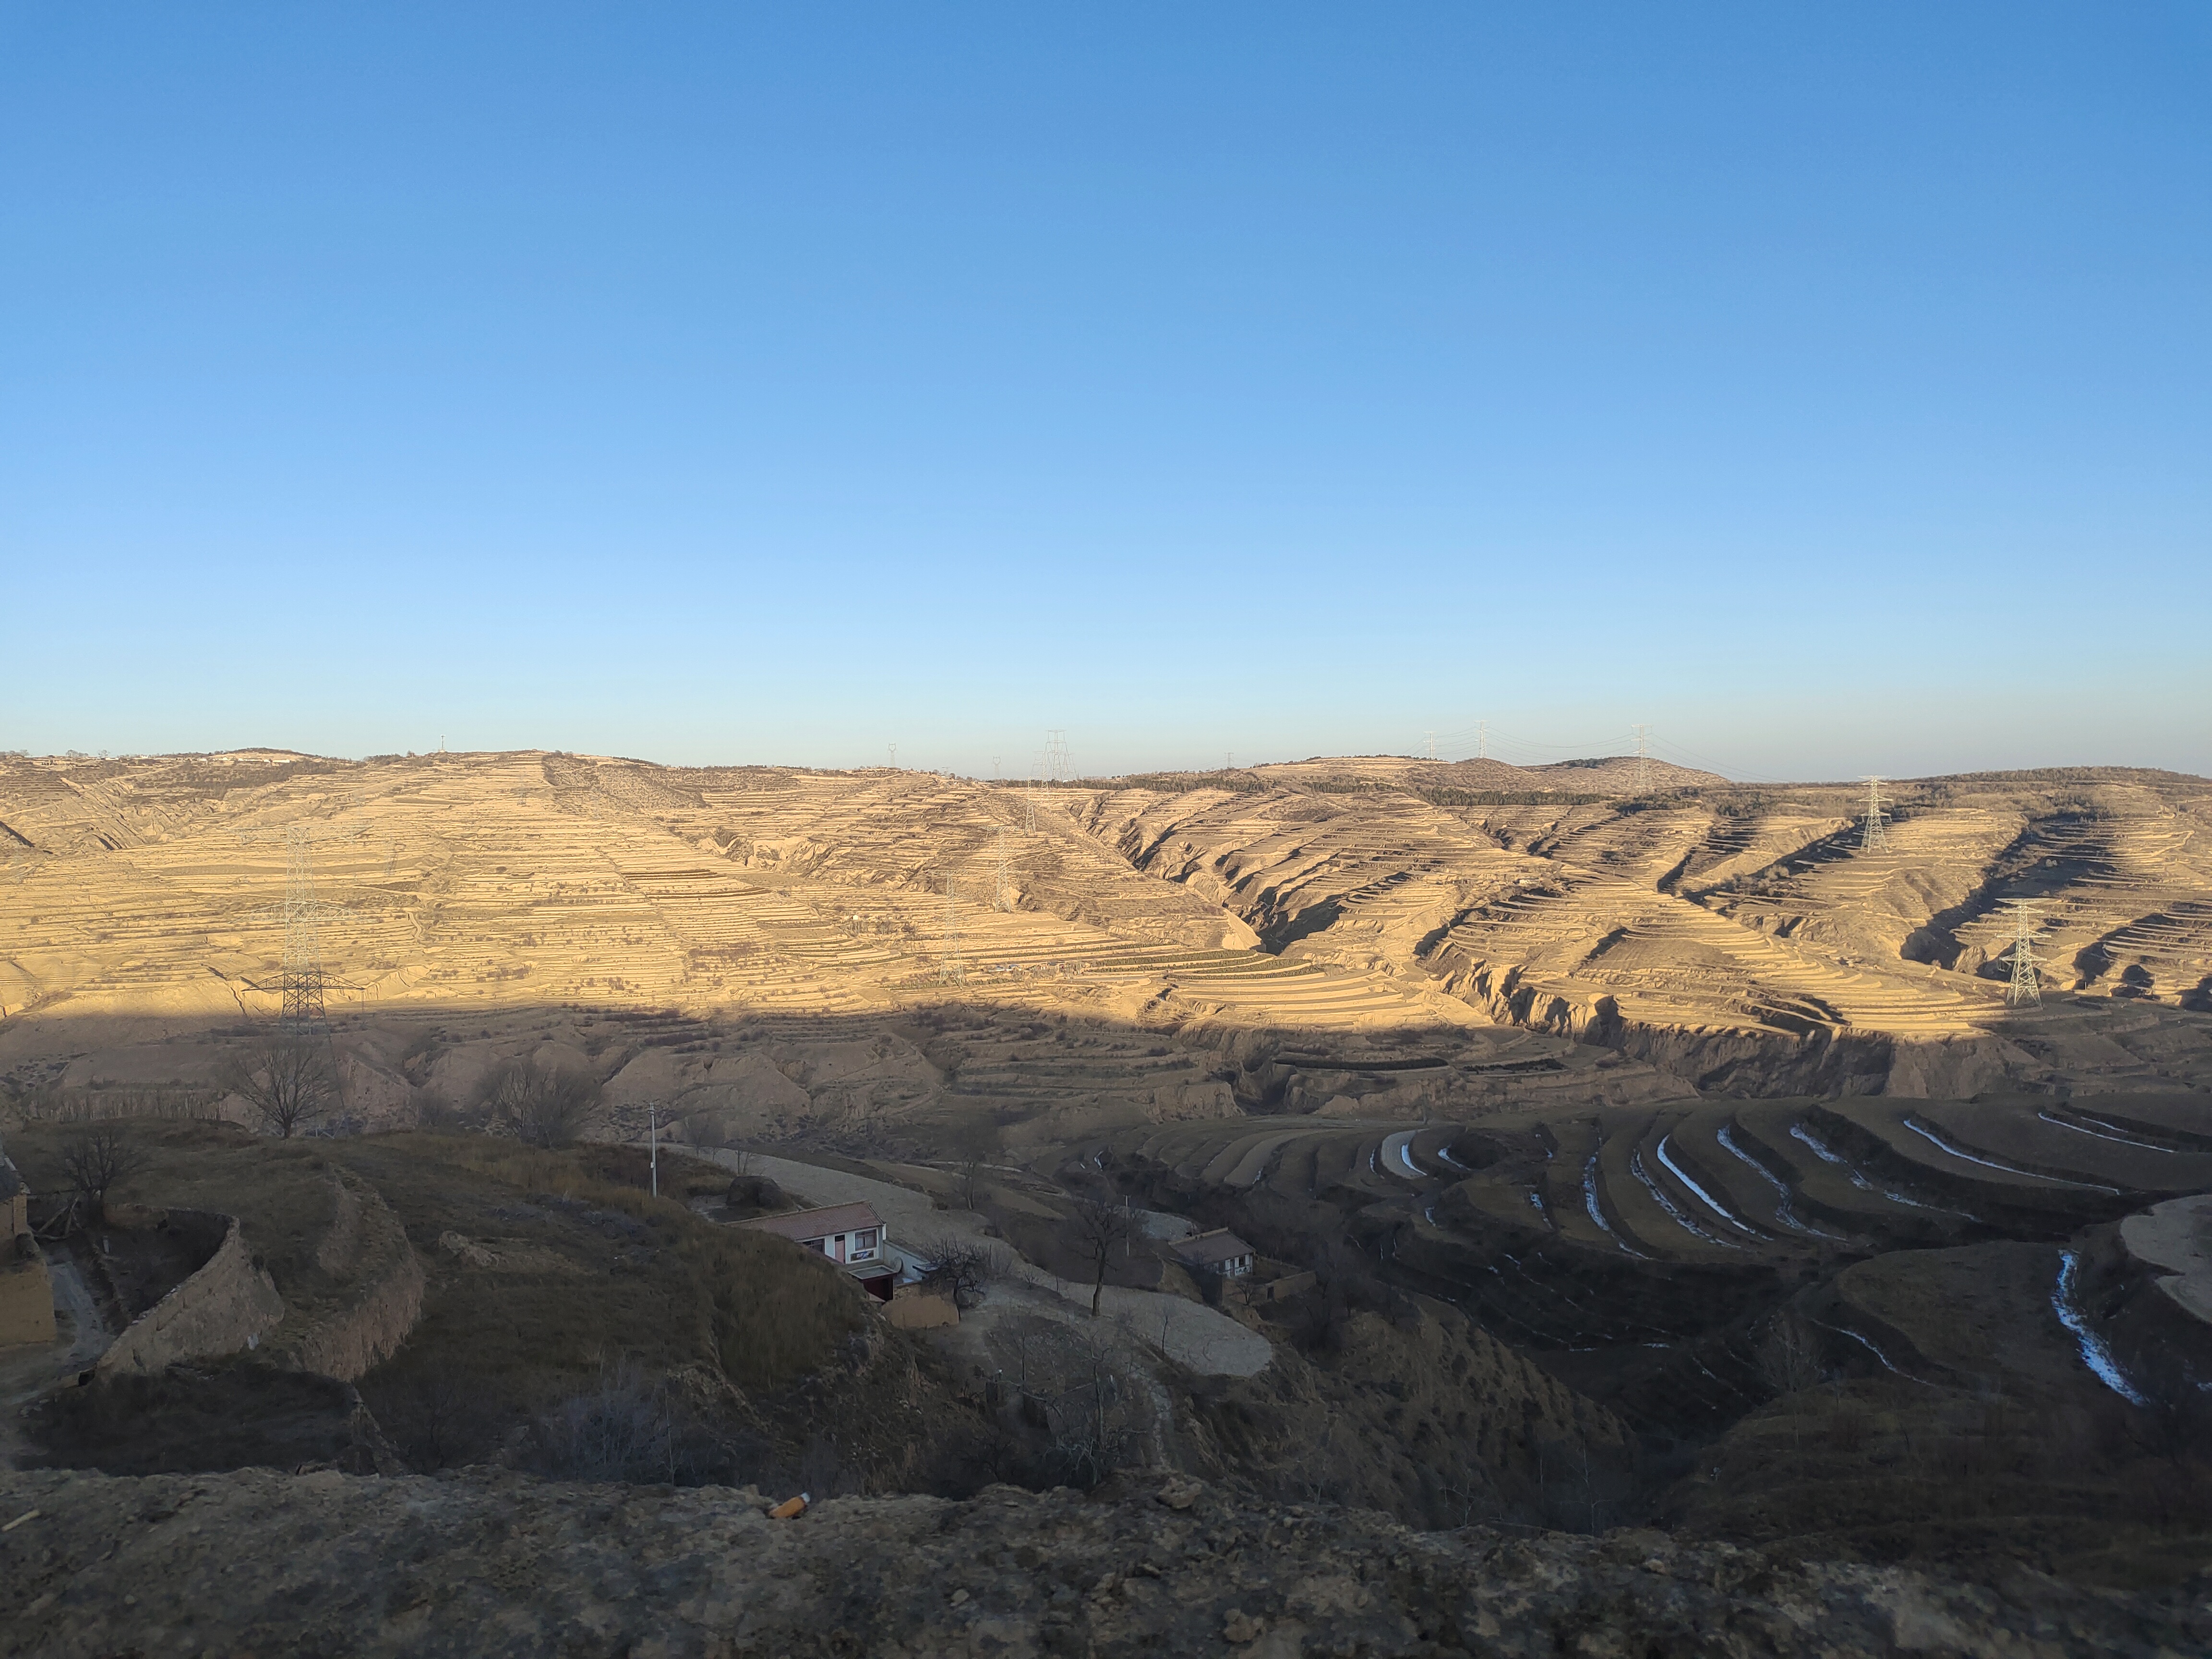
1656, 1135, 1763, 1237
2052, 1250, 2149, 1405
1901, 1118, 2117, 1193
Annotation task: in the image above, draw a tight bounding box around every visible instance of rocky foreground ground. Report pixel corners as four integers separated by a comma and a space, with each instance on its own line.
0, 1469, 2205, 1658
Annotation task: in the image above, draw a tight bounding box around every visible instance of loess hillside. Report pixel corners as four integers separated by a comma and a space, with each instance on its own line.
2, 750, 2210, 1116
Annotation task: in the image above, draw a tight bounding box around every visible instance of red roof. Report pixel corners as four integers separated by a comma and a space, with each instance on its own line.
737, 1202, 883, 1245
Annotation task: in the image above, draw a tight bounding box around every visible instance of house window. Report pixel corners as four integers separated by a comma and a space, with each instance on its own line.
850, 1228, 878, 1260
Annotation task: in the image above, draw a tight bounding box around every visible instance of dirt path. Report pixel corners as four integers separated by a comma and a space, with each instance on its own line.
700, 1151, 1272, 1378
0, 1249, 115, 1469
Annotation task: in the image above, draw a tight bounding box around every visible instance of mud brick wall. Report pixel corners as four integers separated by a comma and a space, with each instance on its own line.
0, 1252, 55, 1347
96, 1214, 285, 1378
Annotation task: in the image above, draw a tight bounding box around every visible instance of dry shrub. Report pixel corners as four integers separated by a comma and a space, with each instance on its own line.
472, 1059, 600, 1148
6, 1087, 226, 1127
527, 1359, 757, 1486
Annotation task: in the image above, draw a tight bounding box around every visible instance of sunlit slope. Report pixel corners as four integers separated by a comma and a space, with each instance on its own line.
1072, 765, 2212, 1092
0, 752, 1466, 1044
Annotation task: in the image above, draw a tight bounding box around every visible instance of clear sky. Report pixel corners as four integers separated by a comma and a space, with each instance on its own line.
4, 4, 2207, 781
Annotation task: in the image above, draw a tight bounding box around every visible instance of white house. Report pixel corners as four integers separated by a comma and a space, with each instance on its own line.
738, 1202, 896, 1301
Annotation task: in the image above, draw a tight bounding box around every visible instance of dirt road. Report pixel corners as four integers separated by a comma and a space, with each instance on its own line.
706, 1151, 1272, 1378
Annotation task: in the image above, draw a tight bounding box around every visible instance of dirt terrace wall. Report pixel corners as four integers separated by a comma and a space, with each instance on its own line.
281, 1172, 424, 1382
94, 1213, 284, 1378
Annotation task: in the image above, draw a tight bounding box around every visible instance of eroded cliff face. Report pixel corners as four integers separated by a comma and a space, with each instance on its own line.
0, 1467, 2200, 1659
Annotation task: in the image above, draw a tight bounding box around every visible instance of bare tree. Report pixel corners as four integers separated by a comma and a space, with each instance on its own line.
222, 1032, 340, 1139
1070, 1196, 1132, 1318
1046, 1322, 1145, 1487
476, 1059, 601, 1148
1758, 1311, 1825, 1449
60, 1125, 143, 1224
911, 1234, 1002, 1310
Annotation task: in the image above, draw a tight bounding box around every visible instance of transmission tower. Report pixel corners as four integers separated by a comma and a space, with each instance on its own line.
887, 744, 897, 770
2003, 900, 2044, 1008
938, 879, 966, 985
1040, 730, 1071, 819
280, 826, 329, 1033
1477, 721, 1488, 760
1426, 731, 1437, 760
1631, 724, 1652, 794
238, 822, 359, 1034
1859, 776, 1890, 854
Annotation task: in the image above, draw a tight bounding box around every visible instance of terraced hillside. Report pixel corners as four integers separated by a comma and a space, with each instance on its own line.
1081, 1088, 2212, 1572
1073, 761, 2212, 1095
3, 751, 2208, 1118
1, 750, 1680, 1141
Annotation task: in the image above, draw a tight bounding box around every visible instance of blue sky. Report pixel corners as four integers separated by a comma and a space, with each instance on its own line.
4, 4, 2207, 780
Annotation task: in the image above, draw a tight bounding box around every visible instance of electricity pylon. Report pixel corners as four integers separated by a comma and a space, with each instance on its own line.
281, 826, 330, 1032
1859, 776, 1889, 854
1039, 730, 1071, 821
1426, 731, 1437, 760
1477, 721, 1488, 760
239, 821, 361, 1034
2003, 900, 2044, 1008
1631, 724, 1652, 794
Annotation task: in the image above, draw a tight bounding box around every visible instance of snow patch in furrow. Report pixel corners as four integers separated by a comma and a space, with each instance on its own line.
1791, 1123, 1951, 1214
1630, 1148, 1741, 1250
1810, 1318, 1930, 1385
2037, 1110, 2170, 1154
1718, 1125, 1845, 1240
2052, 1250, 2149, 1406
1902, 1118, 2118, 1194
1583, 1154, 1648, 1259
1656, 1134, 1763, 1237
